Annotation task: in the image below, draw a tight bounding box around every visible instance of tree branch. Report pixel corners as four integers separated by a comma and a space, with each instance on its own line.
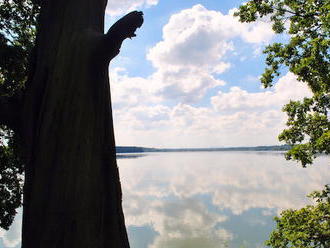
273, 6, 317, 18
104, 11, 144, 61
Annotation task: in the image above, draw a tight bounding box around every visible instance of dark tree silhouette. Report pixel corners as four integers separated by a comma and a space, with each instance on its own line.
1, 1, 143, 247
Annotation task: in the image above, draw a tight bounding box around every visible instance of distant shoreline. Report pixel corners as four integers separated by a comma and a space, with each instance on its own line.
116, 145, 291, 153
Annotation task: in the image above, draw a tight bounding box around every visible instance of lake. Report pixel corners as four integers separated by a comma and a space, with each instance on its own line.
0, 151, 329, 248
119, 151, 329, 248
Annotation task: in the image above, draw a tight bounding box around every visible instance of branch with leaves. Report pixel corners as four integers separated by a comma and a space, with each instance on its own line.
266, 185, 330, 248
235, 0, 330, 166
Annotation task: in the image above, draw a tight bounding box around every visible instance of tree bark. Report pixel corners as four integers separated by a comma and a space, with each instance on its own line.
20, 1, 142, 247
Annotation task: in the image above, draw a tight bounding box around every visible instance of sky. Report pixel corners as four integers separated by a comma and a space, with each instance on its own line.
104, 0, 312, 148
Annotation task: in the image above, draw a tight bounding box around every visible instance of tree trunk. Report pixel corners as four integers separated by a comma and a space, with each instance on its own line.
20, 1, 142, 247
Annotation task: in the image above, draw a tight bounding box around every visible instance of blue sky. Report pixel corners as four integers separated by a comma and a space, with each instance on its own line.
102, 0, 312, 149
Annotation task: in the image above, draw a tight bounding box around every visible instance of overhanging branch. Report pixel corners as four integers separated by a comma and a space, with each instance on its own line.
104, 11, 144, 61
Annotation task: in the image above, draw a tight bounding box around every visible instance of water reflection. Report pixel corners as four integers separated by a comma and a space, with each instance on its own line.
118, 152, 329, 248
0, 152, 328, 248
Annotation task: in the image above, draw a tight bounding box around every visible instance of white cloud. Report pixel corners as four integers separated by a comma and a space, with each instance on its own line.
106, 0, 158, 16
112, 72, 311, 148
152, 68, 226, 103
109, 4, 275, 105
110, 66, 226, 105
107, 5, 310, 147
211, 72, 312, 112
136, 4, 274, 103
114, 105, 284, 148
148, 4, 273, 71
110, 68, 160, 109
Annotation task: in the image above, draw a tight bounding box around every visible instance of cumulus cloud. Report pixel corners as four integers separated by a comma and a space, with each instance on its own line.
108, 5, 311, 147
109, 4, 275, 106
112, 72, 311, 147
152, 68, 226, 103
148, 5, 273, 71
110, 68, 160, 109
113, 106, 282, 147
110, 67, 226, 106
106, 0, 158, 16
143, 4, 274, 102
211, 72, 312, 112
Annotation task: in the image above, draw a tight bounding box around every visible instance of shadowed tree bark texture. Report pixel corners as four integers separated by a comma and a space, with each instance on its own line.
0, 0, 142, 247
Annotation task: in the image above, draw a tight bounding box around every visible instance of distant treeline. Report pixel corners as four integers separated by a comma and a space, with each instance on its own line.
116, 145, 291, 153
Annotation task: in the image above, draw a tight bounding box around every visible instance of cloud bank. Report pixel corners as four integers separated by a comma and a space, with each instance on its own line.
112, 70, 311, 147
109, 4, 311, 147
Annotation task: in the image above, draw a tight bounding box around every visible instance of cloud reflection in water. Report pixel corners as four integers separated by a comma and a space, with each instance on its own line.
118, 152, 330, 248
0, 152, 328, 248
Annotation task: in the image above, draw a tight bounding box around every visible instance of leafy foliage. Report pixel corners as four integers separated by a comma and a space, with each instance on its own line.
0, 128, 23, 230
0, 0, 39, 229
235, 0, 330, 166
266, 185, 330, 248
0, 0, 39, 96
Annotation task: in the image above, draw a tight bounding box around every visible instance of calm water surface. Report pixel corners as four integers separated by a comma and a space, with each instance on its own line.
118, 152, 329, 248
0, 152, 329, 248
